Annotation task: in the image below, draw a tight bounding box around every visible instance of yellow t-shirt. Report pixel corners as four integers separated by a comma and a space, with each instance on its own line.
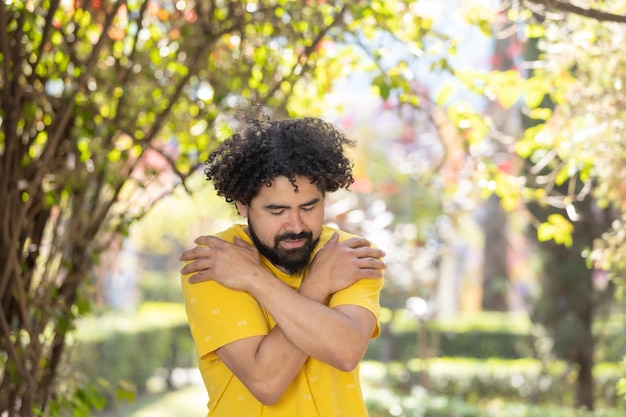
181, 224, 383, 417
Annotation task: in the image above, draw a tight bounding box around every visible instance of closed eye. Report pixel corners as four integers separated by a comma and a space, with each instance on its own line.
264, 198, 320, 216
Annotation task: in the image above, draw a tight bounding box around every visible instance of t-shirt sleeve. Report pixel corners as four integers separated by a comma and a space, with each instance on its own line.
328, 276, 383, 339
181, 276, 269, 359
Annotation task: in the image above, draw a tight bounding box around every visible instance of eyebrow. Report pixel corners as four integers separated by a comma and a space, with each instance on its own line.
264, 198, 321, 211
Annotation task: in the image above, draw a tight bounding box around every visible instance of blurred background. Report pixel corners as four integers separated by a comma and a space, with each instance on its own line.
2, 1, 626, 417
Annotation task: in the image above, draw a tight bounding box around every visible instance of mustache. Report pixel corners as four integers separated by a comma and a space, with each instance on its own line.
276, 231, 313, 242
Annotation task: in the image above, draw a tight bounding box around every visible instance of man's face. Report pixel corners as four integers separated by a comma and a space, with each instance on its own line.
236, 176, 325, 274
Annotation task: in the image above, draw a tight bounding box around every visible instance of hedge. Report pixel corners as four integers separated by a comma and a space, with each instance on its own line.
66, 304, 624, 413
66, 302, 195, 399
366, 310, 624, 362
360, 359, 624, 410
363, 388, 626, 417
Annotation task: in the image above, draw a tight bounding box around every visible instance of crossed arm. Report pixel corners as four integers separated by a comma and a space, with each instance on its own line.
179, 232, 385, 405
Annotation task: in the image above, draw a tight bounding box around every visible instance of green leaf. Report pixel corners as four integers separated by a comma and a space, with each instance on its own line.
372, 75, 391, 100
116, 380, 136, 403
525, 23, 545, 39
436, 83, 455, 106
554, 164, 570, 186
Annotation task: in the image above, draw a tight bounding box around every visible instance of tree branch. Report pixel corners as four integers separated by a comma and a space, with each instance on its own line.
525, 0, 626, 23
102, 0, 151, 150
262, 4, 349, 103
27, 0, 60, 87
145, 144, 201, 194
84, 17, 227, 239
27, 1, 128, 211
0, 5, 14, 106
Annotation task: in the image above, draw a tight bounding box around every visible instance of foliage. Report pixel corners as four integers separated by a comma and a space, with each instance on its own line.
68, 303, 194, 407
619, 357, 626, 400
73, 302, 189, 341
361, 358, 624, 412
429, 1, 626, 408
134, 270, 184, 303
367, 309, 624, 363
450, 1, 626, 285
389, 310, 532, 334
68, 304, 625, 416
508, 2, 626, 400
365, 388, 625, 417
362, 362, 625, 417
6, 0, 624, 414
0, 1, 452, 415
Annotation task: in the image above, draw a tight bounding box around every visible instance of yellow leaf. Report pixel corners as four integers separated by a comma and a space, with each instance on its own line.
490, 70, 523, 108
525, 24, 546, 39
527, 107, 552, 120
537, 223, 554, 242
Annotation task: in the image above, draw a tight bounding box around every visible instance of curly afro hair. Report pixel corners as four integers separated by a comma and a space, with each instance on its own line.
204, 117, 356, 205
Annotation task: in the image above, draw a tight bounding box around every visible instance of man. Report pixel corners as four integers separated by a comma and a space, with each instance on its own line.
179, 116, 386, 417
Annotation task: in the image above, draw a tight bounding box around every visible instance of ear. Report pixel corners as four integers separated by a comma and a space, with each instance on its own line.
235, 201, 248, 217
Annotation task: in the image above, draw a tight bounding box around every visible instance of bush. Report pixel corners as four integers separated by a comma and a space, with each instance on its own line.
360, 359, 624, 409
137, 270, 184, 303
366, 310, 625, 363
66, 302, 195, 402
365, 390, 626, 417
366, 328, 535, 361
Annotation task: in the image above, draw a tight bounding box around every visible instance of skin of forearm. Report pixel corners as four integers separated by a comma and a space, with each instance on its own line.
219, 269, 338, 404
248, 270, 373, 371
236, 326, 308, 404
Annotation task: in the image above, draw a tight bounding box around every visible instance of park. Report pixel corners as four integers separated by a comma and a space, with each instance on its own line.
1, 1, 625, 416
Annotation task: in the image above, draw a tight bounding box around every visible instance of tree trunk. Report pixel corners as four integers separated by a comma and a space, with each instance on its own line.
576, 311, 595, 410
479, 194, 509, 311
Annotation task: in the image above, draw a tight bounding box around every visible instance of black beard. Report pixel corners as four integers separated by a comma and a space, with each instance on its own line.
247, 221, 318, 275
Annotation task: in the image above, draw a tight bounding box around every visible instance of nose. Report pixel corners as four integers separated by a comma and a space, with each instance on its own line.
285, 211, 304, 233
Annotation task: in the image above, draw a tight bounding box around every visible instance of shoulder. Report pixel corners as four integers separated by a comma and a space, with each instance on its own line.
320, 225, 361, 243
320, 225, 379, 248
214, 224, 251, 244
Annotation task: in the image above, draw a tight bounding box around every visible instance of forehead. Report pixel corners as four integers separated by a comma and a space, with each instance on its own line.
253, 176, 322, 204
